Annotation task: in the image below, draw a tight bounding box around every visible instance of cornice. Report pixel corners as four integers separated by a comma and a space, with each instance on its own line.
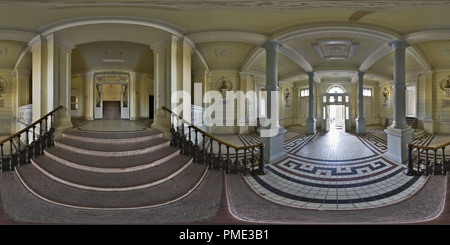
0, 26, 38, 42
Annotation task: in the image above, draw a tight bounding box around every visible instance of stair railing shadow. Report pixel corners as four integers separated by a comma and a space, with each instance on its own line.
162, 106, 267, 175
0, 106, 63, 172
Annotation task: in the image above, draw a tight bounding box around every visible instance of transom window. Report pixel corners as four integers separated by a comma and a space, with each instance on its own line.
327, 86, 345, 94
300, 89, 309, 97
363, 88, 372, 97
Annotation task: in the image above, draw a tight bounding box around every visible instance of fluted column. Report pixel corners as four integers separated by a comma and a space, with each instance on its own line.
306, 72, 316, 134
356, 71, 366, 134
384, 39, 414, 165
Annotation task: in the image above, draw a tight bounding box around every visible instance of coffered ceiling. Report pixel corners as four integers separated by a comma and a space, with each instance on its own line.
0, 0, 449, 85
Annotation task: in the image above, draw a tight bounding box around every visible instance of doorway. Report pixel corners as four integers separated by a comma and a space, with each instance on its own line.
94, 73, 130, 120
329, 105, 345, 130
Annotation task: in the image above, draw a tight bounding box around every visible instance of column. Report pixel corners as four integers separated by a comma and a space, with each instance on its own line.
259, 40, 286, 165
422, 72, 434, 133
356, 71, 366, 134
46, 34, 74, 137
306, 71, 316, 134
384, 39, 414, 164
150, 36, 178, 139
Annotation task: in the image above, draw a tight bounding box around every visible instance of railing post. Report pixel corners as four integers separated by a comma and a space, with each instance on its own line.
425, 150, 429, 176
416, 148, 421, 174
25, 130, 29, 164
187, 126, 193, 157
17, 135, 21, 167
194, 129, 199, 163
234, 149, 240, 174
226, 145, 231, 174
170, 119, 176, 146
217, 142, 223, 170
39, 121, 43, 156
433, 149, 438, 175
202, 134, 207, 166
44, 117, 48, 150
255, 145, 268, 175
50, 113, 55, 146
0, 143, 3, 172
209, 138, 214, 170
250, 147, 256, 173
243, 149, 248, 176
180, 122, 185, 155
32, 125, 36, 159
404, 145, 416, 176
442, 147, 446, 176
9, 139, 13, 171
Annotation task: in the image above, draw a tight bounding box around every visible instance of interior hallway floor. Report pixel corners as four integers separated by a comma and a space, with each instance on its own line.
0, 120, 448, 225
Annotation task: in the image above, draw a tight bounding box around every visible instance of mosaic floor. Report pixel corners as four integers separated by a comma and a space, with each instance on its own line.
243, 127, 448, 211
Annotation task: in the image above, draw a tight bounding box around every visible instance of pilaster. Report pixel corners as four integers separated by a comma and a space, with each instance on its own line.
356, 71, 366, 134
306, 71, 316, 134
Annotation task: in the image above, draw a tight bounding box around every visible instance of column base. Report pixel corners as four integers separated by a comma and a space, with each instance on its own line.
384, 126, 414, 164
356, 118, 366, 134
259, 127, 287, 164
151, 121, 172, 140
422, 117, 434, 134
306, 118, 316, 135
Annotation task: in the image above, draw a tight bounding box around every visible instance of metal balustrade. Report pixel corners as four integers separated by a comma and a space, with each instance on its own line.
162, 106, 267, 175
404, 140, 450, 176
0, 106, 63, 172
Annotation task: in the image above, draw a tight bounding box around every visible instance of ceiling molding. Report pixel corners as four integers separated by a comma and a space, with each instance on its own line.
403, 28, 450, 43
187, 31, 267, 44
279, 44, 312, 72
0, 26, 38, 42
273, 23, 399, 44
40, 16, 185, 38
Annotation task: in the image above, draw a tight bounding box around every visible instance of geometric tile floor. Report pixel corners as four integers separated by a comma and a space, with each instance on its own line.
243, 128, 431, 210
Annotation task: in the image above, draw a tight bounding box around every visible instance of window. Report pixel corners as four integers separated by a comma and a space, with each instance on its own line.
300, 89, 309, 97
328, 86, 345, 94
71, 96, 78, 110
363, 88, 372, 97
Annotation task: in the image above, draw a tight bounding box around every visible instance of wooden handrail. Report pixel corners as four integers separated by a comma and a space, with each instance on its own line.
408, 141, 450, 151
162, 106, 264, 150
0, 105, 63, 145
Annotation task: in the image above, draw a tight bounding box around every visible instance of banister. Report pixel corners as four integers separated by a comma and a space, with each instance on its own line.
408, 141, 450, 151
0, 105, 63, 145
162, 106, 264, 150
405, 137, 449, 176
162, 105, 266, 175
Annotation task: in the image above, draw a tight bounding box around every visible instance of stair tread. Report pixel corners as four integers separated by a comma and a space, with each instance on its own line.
63, 128, 161, 139
55, 137, 169, 153
31, 154, 192, 190
45, 146, 179, 170
16, 162, 207, 209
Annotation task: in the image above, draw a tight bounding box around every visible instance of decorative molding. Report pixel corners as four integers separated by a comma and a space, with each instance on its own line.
150, 35, 179, 52
187, 31, 267, 44
313, 39, 358, 60
403, 29, 450, 43
0, 26, 38, 42
40, 16, 185, 38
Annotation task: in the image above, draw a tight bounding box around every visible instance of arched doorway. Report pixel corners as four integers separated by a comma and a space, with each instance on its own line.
321, 85, 351, 132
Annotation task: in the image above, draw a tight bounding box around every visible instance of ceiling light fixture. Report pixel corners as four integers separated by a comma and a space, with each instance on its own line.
102, 51, 125, 63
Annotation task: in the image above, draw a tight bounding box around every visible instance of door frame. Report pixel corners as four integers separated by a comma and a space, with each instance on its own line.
94, 72, 130, 120
321, 92, 351, 132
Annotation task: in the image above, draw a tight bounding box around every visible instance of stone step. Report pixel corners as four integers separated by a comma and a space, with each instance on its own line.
16, 162, 208, 209
62, 129, 162, 145
31, 154, 193, 191
54, 137, 169, 157
44, 146, 180, 173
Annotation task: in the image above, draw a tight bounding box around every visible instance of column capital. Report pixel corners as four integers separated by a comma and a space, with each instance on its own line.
307, 71, 315, 79
357, 71, 365, 77
261, 40, 283, 50
388, 39, 410, 50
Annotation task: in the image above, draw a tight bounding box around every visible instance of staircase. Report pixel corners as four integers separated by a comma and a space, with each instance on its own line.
14, 127, 208, 209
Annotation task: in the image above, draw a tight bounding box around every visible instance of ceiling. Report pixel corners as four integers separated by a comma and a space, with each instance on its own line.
0, 0, 450, 85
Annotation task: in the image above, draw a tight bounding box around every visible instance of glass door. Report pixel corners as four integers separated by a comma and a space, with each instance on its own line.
94, 84, 103, 119
121, 83, 129, 119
